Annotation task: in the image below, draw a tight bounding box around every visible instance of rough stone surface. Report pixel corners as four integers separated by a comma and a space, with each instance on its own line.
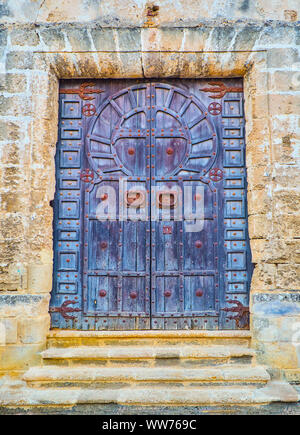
0, 381, 297, 407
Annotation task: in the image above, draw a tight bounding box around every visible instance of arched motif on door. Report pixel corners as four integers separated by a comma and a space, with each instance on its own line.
86, 83, 218, 179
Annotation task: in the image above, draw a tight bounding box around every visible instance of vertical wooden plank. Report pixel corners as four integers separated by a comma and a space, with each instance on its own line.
51, 78, 250, 331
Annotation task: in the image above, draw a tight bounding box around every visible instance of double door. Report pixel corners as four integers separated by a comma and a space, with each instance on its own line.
50, 79, 251, 330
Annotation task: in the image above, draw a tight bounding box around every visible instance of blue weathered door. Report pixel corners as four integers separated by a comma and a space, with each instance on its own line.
50, 79, 252, 330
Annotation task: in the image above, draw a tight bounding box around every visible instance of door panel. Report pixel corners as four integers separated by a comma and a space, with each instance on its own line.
50, 79, 252, 330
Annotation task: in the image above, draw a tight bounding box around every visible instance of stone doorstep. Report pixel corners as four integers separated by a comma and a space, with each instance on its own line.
23, 365, 270, 383
0, 382, 298, 407
48, 330, 252, 339
41, 345, 256, 360
47, 330, 252, 348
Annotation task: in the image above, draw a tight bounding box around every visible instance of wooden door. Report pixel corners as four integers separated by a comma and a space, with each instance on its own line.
50, 79, 252, 330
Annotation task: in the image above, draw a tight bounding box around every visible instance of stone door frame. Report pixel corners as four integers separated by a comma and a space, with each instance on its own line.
19, 28, 273, 356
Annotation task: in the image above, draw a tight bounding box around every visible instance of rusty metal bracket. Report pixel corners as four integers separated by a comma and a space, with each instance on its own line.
209, 167, 223, 182
49, 300, 81, 321
157, 191, 178, 209
80, 168, 94, 183
200, 81, 243, 99
83, 103, 96, 116
59, 82, 104, 101
221, 300, 249, 329
208, 102, 222, 115
125, 190, 146, 207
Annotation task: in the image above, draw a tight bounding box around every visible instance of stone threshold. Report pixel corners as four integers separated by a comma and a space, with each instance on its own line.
48, 330, 252, 339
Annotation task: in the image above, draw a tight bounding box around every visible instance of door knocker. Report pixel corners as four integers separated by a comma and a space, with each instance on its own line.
125, 190, 146, 208
157, 191, 178, 209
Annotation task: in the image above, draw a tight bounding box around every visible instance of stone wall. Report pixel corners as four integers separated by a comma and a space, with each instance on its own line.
0, 0, 299, 381
0, 0, 299, 24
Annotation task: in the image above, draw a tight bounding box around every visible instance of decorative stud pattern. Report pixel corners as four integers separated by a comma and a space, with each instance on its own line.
51, 79, 250, 331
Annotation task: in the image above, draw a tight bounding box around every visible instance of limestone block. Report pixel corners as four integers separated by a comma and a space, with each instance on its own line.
278, 316, 300, 343
0, 318, 17, 344
48, 53, 79, 78
171, 27, 212, 52
262, 239, 293, 264
114, 28, 142, 52
0, 263, 26, 292
0, 142, 27, 166
90, 28, 117, 52
294, 248, 300, 265
255, 321, 279, 343
248, 215, 271, 239
142, 51, 181, 78
0, 344, 43, 370
118, 53, 143, 78
27, 264, 52, 293
253, 315, 300, 347
272, 115, 300, 138
271, 71, 300, 93
0, 27, 7, 47
256, 342, 299, 369
156, 28, 199, 52
268, 94, 300, 116
246, 68, 268, 95
246, 143, 270, 168
38, 27, 66, 51
250, 239, 266, 263
0, 0, 299, 25
273, 190, 300, 215
231, 26, 260, 51
258, 25, 297, 47
274, 168, 300, 191
284, 369, 300, 383
18, 316, 50, 344
248, 189, 271, 215
255, 380, 299, 403
205, 51, 250, 77
251, 264, 276, 290
9, 27, 40, 47
31, 119, 58, 152
247, 166, 271, 190
0, 73, 27, 93
5, 51, 34, 70
268, 48, 300, 68
96, 52, 135, 78
273, 136, 298, 165
29, 74, 59, 120
0, 295, 50, 318
252, 293, 300, 318
246, 119, 270, 147
250, 95, 269, 120
0, 214, 26, 244
0, 120, 24, 141
64, 27, 92, 51
62, 53, 100, 79
276, 265, 300, 289
273, 214, 300, 239
31, 52, 51, 71
2, 189, 29, 214
251, 315, 270, 335
71, 52, 143, 79
0, 95, 32, 117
